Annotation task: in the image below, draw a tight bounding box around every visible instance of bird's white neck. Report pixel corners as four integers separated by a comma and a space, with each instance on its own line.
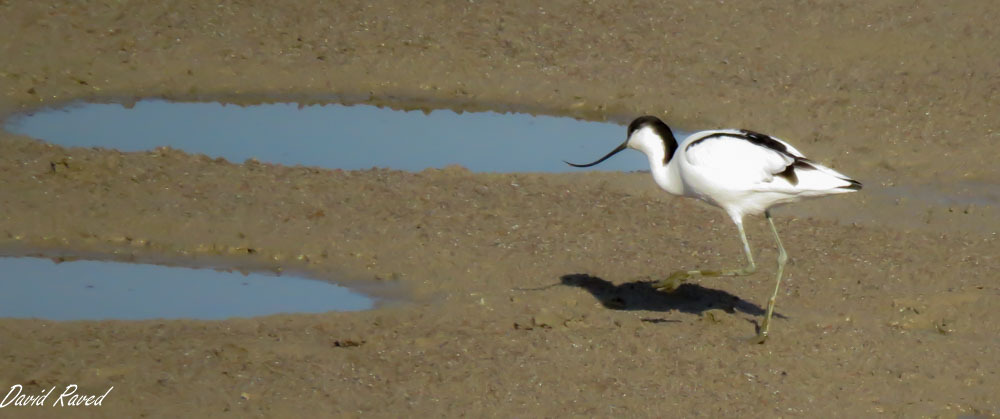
648, 152, 685, 196
629, 128, 685, 196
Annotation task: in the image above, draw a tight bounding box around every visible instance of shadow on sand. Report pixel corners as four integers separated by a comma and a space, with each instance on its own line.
558, 273, 785, 322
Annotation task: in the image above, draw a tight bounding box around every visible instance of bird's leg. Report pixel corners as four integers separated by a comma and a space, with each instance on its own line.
654, 221, 756, 292
754, 210, 788, 344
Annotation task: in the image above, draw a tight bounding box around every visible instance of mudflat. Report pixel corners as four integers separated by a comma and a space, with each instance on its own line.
1, 1, 998, 416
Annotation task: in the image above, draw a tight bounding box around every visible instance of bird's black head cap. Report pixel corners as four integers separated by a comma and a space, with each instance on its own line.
628, 115, 678, 164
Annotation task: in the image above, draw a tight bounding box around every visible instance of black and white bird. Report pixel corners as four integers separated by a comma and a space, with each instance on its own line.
566, 115, 861, 342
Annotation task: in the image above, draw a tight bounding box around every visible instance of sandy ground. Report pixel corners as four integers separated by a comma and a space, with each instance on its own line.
1, 0, 999, 417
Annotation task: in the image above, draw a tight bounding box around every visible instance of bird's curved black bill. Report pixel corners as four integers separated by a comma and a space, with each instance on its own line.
564, 141, 628, 168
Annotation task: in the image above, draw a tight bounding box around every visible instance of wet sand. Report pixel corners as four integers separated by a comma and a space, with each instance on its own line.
1, 1, 998, 416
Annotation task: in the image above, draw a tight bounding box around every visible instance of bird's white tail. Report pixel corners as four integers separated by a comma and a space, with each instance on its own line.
794, 160, 861, 193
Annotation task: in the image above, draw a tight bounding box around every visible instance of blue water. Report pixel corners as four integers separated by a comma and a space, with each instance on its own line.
3, 100, 659, 173
0, 257, 374, 321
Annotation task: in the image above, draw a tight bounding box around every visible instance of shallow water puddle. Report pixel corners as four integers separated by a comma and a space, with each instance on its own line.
881, 180, 1000, 207
0, 257, 375, 321
3, 100, 655, 173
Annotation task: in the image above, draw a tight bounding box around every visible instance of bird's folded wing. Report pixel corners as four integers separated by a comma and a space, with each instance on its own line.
684, 133, 798, 182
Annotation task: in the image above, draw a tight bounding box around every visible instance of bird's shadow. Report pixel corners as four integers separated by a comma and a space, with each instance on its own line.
558, 273, 786, 321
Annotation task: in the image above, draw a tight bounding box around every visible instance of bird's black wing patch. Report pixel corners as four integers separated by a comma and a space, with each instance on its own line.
686, 130, 815, 186
739, 129, 791, 155
686, 129, 791, 156
839, 178, 863, 190
775, 159, 820, 186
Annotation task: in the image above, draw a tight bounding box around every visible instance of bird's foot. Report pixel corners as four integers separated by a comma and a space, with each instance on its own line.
748, 317, 771, 344
654, 271, 691, 292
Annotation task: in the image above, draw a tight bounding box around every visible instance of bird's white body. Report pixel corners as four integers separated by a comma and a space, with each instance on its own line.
566, 115, 860, 342
629, 127, 859, 223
